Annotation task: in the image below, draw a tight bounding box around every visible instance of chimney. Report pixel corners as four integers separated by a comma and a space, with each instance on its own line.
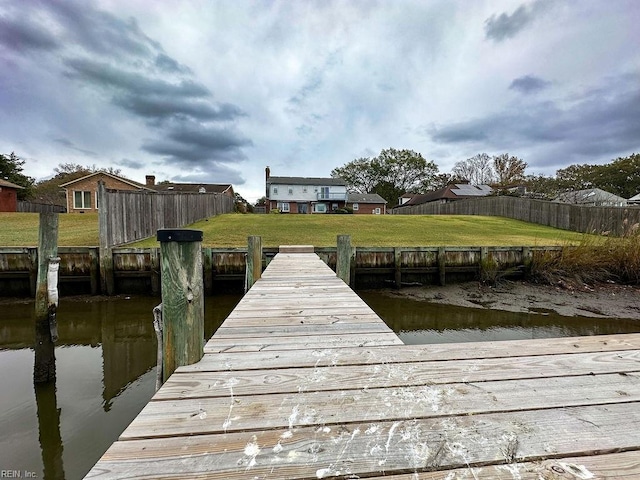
145, 175, 155, 186
265, 166, 270, 181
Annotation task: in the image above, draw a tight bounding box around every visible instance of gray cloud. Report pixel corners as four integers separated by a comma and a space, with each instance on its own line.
0, 0, 250, 183
485, 0, 552, 42
509, 75, 551, 94
0, 16, 60, 52
116, 158, 146, 169
53, 137, 97, 156
430, 74, 640, 166
41, 0, 160, 61
171, 166, 246, 186
64, 58, 210, 98
113, 95, 245, 122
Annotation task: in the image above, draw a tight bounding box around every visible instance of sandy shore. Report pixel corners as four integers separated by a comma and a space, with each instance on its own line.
377, 281, 640, 320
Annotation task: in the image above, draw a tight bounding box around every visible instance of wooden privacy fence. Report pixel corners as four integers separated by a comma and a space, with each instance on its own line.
17, 201, 66, 213
393, 196, 640, 235
98, 185, 235, 247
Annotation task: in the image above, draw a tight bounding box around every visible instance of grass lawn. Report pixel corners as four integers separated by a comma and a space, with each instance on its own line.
0, 212, 590, 248
0, 212, 99, 246
133, 214, 588, 247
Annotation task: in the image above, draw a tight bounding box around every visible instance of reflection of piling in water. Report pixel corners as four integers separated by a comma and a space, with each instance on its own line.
34, 212, 59, 384
35, 381, 65, 480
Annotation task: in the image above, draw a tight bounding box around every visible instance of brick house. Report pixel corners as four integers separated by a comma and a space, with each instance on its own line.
346, 193, 387, 214
0, 178, 24, 212
60, 172, 151, 213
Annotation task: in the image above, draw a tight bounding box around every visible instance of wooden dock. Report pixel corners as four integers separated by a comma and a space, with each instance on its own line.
86, 249, 640, 479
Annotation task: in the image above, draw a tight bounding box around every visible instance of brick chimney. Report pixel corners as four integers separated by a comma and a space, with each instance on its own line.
265, 166, 270, 181
145, 175, 155, 186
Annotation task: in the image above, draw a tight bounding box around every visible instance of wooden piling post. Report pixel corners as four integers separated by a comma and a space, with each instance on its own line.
98, 182, 115, 295
394, 247, 402, 289
246, 236, 262, 291
157, 229, 204, 383
438, 247, 446, 286
336, 235, 352, 285
34, 212, 58, 383
150, 247, 161, 296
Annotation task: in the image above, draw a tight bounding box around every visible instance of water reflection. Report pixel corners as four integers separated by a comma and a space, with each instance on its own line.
359, 291, 640, 344
0, 294, 241, 479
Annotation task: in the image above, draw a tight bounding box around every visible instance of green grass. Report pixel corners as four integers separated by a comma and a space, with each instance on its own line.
0, 212, 99, 246
0, 212, 591, 248
133, 214, 587, 247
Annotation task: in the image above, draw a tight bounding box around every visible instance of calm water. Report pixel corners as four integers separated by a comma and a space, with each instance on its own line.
1, 292, 639, 479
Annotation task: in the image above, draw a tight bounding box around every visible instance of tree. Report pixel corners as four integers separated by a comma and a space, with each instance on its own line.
493, 153, 527, 186
331, 148, 439, 205
452, 153, 495, 185
0, 152, 35, 200
32, 163, 122, 206
555, 154, 640, 199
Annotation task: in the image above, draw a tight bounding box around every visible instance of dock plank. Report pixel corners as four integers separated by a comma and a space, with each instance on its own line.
85, 250, 640, 479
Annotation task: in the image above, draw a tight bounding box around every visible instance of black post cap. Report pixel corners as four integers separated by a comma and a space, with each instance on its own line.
156, 229, 203, 242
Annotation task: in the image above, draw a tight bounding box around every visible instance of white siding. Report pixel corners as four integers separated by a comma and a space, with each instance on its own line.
269, 184, 346, 201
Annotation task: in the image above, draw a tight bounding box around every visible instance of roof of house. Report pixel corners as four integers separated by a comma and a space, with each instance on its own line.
400, 184, 493, 206
59, 171, 152, 190
553, 188, 627, 204
347, 193, 387, 204
152, 183, 233, 194
267, 176, 346, 186
0, 178, 25, 189
628, 193, 640, 203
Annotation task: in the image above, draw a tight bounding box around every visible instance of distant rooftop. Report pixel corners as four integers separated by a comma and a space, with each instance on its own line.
267, 176, 346, 186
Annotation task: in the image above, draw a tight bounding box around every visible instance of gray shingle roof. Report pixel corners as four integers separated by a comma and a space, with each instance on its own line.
347, 193, 387, 204
267, 176, 346, 186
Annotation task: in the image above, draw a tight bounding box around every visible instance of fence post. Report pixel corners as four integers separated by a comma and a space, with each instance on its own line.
336, 235, 352, 285
157, 229, 204, 383
98, 182, 115, 295
34, 212, 58, 383
438, 247, 446, 286
246, 236, 262, 291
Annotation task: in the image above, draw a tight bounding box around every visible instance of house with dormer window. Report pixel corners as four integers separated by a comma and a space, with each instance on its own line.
265, 167, 347, 214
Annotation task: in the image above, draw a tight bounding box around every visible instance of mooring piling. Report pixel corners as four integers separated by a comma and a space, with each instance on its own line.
336, 234, 352, 285
157, 229, 205, 383
34, 212, 59, 383
245, 235, 263, 291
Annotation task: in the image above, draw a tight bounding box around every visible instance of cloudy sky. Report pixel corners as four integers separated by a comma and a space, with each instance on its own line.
1, 0, 639, 201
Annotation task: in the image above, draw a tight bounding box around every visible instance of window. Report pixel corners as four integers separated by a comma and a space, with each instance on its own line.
273, 186, 278, 194
373, 208, 381, 215
352, 203, 359, 211
277, 202, 290, 212
303, 187, 307, 193
332, 203, 338, 210
313, 203, 326, 213
73, 191, 92, 209
288, 187, 293, 195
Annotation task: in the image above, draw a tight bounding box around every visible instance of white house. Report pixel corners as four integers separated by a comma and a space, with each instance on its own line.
265, 167, 347, 214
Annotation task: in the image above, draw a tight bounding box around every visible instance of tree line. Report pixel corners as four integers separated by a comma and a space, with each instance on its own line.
3, 150, 639, 208
332, 149, 639, 205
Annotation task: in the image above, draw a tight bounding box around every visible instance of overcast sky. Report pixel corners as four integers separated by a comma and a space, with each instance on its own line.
1, 0, 639, 201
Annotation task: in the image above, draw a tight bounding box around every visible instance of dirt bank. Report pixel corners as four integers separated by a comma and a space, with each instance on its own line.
379, 281, 640, 320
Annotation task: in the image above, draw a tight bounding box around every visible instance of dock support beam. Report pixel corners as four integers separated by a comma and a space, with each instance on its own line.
246, 236, 262, 291
336, 235, 352, 286
157, 229, 205, 383
34, 212, 59, 383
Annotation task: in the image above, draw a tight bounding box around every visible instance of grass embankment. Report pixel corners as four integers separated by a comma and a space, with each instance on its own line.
0, 212, 586, 247
0, 212, 99, 246
132, 214, 586, 247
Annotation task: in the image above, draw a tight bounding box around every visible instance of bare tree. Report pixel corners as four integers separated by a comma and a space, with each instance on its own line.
452, 153, 495, 185
493, 153, 527, 186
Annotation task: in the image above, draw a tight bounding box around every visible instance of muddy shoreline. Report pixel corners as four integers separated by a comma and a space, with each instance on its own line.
377, 281, 640, 320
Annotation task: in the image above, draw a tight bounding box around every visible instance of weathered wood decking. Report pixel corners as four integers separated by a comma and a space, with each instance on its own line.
86, 249, 640, 479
